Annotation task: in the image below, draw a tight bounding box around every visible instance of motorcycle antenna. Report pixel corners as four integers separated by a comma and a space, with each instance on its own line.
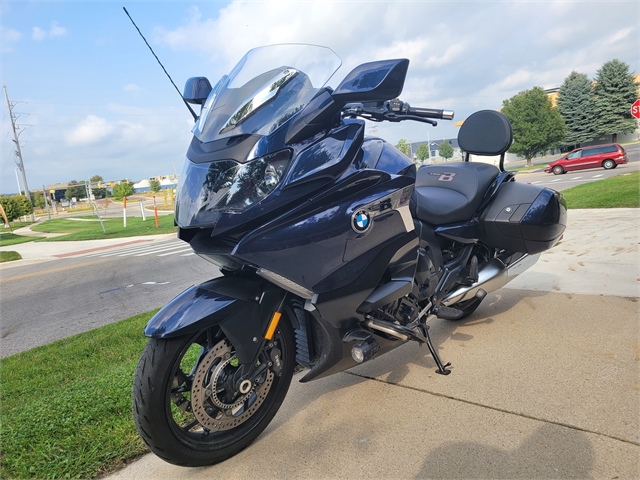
122, 7, 198, 120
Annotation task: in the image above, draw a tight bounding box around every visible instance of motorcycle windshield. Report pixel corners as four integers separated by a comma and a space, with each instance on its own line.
176, 45, 342, 228
193, 44, 342, 142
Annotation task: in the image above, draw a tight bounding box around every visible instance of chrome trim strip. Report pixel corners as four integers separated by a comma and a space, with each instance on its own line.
257, 267, 314, 299
397, 204, 414, 232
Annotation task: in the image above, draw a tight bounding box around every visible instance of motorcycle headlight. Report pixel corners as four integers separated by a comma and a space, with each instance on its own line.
175, 149, 291, 228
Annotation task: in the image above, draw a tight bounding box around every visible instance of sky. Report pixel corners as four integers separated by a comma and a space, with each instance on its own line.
1, 0, 638, 194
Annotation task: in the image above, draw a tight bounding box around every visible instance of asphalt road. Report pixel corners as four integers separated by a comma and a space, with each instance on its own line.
0, 240, 218, 357
515, 160, 640, 190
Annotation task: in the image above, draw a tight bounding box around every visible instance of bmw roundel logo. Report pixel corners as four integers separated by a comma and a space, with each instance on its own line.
352, 209, 371, 233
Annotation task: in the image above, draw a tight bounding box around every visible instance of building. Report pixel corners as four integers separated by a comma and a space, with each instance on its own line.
408, 139, 463, 164
133, 174, 178, 193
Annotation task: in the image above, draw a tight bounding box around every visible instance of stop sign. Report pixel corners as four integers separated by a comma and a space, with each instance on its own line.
632, 99, 640, 119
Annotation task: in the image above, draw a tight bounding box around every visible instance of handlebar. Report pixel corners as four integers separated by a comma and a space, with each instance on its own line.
342, 99, 454, 126
407, 106, 455, 120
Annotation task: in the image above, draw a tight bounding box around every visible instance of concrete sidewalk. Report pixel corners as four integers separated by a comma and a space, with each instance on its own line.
105, 208, 638, 479
0, 232, 176, 267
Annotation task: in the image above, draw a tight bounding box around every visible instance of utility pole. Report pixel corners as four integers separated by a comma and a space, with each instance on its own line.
4, 86, 34, 221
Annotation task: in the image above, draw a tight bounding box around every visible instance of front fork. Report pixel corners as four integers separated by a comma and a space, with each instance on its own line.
232, 293, 289, 392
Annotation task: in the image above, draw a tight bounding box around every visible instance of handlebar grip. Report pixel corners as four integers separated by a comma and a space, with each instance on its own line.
407, 107, 454, 120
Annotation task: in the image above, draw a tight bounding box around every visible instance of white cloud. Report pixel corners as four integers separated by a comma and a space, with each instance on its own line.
145, 0, 637, 148
49, 21, 67, 38
1, 25, 21, 51
3, 0, 638, 193
32, 26, 46, 41
32, 21, 67, 41
66, 115, 117, 146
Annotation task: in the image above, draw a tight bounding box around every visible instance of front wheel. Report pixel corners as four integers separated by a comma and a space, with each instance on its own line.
552, 165, 564, 175
132, 318, 295, 466
602, 159, 615, 170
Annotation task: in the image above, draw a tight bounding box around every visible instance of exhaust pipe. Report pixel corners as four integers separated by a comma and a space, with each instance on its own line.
442, 253, 540, 306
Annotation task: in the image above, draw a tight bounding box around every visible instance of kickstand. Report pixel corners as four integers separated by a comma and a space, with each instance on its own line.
418, 324, 451, 375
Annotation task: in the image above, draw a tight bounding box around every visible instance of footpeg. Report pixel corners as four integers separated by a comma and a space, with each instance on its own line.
469, 255, 479, 283
436, 306, 464, 320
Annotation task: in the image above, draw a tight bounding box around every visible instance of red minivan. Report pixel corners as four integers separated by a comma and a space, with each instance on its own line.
544, 143, 628, 175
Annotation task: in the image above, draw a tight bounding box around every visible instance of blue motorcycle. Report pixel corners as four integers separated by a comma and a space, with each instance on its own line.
132, 44, 566, 466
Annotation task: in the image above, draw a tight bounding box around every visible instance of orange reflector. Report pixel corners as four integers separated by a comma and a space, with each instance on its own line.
265, 312, 282, 340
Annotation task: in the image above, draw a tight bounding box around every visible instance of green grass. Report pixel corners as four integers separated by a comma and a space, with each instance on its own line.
31, 214, 177, 241
0, 310, 158, 479
509, 163, 550, 172
0, 250, 22, 262
563, 170, 640, 208
0, 232, 36, 246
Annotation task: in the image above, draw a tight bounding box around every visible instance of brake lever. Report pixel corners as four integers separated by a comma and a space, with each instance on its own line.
342, 103, 437, 126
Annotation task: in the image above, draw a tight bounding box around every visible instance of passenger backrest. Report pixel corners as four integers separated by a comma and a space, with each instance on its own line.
457, 110, 512, 169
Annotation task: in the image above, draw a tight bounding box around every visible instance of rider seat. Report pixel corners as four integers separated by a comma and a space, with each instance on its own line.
411, 110, 512, 226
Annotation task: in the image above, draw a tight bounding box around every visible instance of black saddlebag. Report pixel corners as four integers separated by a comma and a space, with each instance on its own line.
480, 182, 567, 254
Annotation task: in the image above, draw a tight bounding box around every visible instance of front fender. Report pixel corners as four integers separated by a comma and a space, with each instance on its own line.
145, 277, 287, 364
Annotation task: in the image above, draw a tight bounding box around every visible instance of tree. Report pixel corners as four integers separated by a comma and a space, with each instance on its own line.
395, 138, 411, 156
92, 187, 107, 199
556, 71, 597, 148
113, 182, 134, 200
14, 195, 33, 217
0, 195, 33, 221
65, 180, 87, 200
90, 175, 104, 184
149, 179, 162, 193
31, 191, 46, 209
415, 143, 430, 163
438, 141, 454, 160
593, 59, 639, 143
0, 196, 19, 222
501, 86, 566, 166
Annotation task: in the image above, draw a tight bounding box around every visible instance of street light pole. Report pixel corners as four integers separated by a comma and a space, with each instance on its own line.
14, 168, 21, 195
4, 86, 34, 221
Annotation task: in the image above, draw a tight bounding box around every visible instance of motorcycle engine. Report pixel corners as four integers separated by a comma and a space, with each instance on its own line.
375, 295, 420, 326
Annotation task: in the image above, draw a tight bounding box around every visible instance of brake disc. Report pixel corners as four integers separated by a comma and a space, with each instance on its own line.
190, 338, 274, 431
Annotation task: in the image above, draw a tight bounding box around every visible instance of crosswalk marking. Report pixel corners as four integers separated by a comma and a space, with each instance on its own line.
157, 247, 193, 257
134, 244, 191, 257
84, 241, 183, 257
81, 240, 193, 259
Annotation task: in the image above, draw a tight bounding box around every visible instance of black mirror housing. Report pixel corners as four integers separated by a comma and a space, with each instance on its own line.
183, 77, 212, 105
332, 59, 409, 104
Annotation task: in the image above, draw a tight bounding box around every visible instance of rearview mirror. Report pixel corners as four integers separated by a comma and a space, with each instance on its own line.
332, 59, 409, 104
183, 77, 212, 105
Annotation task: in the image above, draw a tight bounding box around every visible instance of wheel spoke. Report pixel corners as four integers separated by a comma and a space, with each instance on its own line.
181, 418, 201, 432
171, 384, 189, 394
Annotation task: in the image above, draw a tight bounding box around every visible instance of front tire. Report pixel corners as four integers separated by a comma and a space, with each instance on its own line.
552, 165, 564, 175
132, 319, 295, 466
